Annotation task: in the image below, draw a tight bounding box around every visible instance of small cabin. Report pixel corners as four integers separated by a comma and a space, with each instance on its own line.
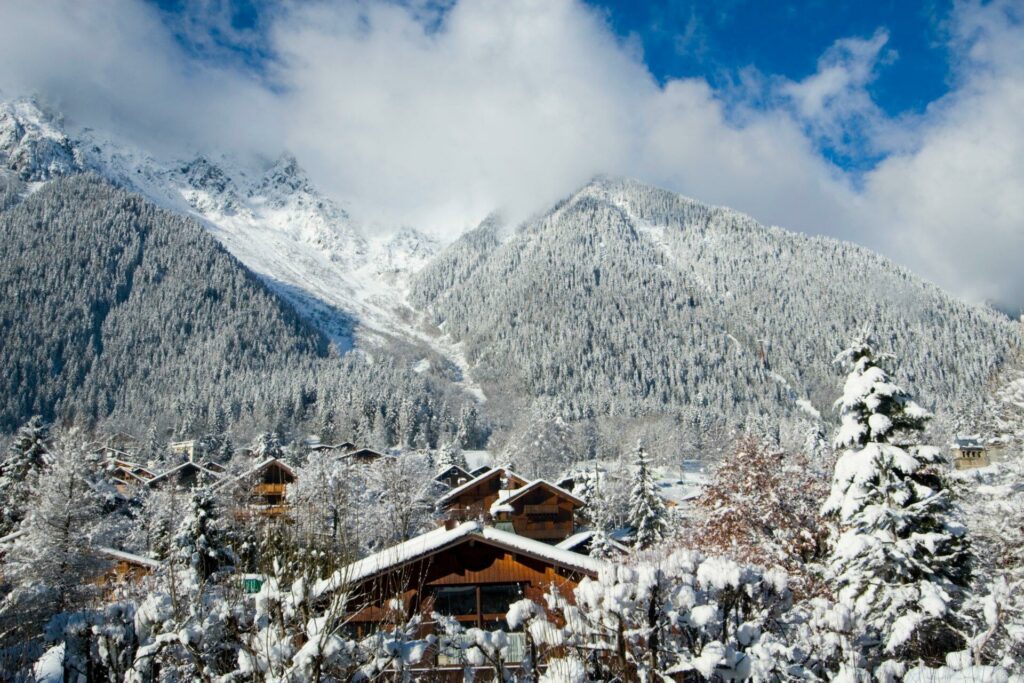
146, 462, 221, 490
95, 547, 160, 590
489, 480, 585, 543
105, 432, 139, 453
343, 448, 390, 465
323, 521, 603, 669
435, 465, 474, 489
169, 440, 198, 461
951, 436, 990, 470
217, 458, 297, 516
437, 468, 530, 520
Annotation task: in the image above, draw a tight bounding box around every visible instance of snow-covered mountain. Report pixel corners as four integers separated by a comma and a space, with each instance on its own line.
0, 97, 443, 359
2, 96, 1020, 437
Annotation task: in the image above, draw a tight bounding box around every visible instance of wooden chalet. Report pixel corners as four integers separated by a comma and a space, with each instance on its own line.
216, 457, 296, 516
320, 521, 604, 669
95, 547, 160, 589
437, 468, 583, 544
489, 480, 585, 543
105, 432, 139, 452
342, 447, 390, 465
146, 461, 221, 490
435, 464, 474, 489
105, 457, 156, 494
169, 439, 198, 460
437, 468, 530, 520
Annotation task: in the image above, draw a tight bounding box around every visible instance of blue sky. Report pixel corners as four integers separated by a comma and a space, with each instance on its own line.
2, 0, 1023, 309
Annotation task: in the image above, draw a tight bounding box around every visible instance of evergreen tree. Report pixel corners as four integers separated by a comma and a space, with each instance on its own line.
588, 470, 617, 560
0, 443, 104, 646
0, 415, 52, 535
173, 490, 233, 582
435, 438, 467, 472
627, 442, 667, 550
823, 333, 970, 670
251, 431, 283, 460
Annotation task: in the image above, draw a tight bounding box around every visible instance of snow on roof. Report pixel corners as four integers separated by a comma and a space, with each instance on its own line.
502, 479, 585, 507
436, 467, 529, 506
214, 457, 295, 490
952, 435, 985, 450
343, 447, 390, 459
315, 521, 605, 597
96, 546, 161, 569
435, 464, 472, 479
146, 461, 222, 487
555, 530, 630, 555
555, 530, 593, 551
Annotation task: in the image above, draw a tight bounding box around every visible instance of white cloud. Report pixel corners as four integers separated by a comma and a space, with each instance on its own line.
0, 0, 1021, 310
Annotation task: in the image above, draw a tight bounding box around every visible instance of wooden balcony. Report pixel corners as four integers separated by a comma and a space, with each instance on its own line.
523, 504, 559, 515
253, 483, 288, 496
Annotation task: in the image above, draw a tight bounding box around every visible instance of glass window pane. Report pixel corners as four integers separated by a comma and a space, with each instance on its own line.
480, 584, 523, 616
434, 586, 477, 616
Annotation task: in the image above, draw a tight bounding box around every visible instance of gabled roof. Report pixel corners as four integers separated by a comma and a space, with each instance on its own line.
469, 465, 492, 477
501, 479, 585, 508
436, 467, 529, 507
314, 521, 605, 597
435, 464, 472, 481
146, 461, 222, 488
555, 530, 630, 555
214, 457, 295, 490
96, 546, 161, 570
343, 447, 390, 460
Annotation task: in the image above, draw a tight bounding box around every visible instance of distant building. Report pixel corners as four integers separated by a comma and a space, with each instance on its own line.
342, 448, 391, 465
169, 439, 198, 461
435, 464, 473, 489
216, 458, 297, 517
951, 436, 990, 470
146, 461, 222, 490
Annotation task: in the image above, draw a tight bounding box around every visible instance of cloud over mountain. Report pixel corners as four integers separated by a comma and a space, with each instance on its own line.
0, 0, 1021, 310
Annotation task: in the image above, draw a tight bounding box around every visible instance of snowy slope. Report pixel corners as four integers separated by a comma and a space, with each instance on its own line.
0, 97, 489, 397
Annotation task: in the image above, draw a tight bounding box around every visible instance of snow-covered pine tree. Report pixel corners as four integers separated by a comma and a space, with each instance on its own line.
0, 443, 105, 647
0, 415, 52, 535
588, 472, 617, 560
824, 332, 970, 670
628, 442, 667, 550
251, 431, 283, 460
435, 438, 467, 472
173, 490, 234, 582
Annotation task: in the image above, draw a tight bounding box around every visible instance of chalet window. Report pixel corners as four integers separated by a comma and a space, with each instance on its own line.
434, 586, 476, 617
480, 583, 524, 616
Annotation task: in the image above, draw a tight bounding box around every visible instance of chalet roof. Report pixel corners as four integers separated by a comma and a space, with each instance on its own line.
343, 447, 391, 460
555, 530, 630, 555
501, 479, 585, 508
469, 465, 492, 477
313, 521, 605, 598
435, 464, 472, 481
146, 461, 222, 488
214, 457, 295, 490
96, 546, 161, 570
952, 435, 985, 450
436, 467, 529, 507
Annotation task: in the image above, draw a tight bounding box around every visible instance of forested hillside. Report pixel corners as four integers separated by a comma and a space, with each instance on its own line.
410, 177, 1020, 433
0, 175, 472, 446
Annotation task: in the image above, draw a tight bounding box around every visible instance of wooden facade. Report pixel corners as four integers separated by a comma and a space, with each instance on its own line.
439, 468, 530, 520
438, 470, 584, 544
435, 465, 473, 489
333, 523, 603, 673
493, 481, 584, 543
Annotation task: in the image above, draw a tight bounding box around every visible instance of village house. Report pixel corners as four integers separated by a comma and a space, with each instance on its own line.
169, 439, 198, 460
319, 520, 604, 671
435, 464, 474, 489
342, 447, 391, 465
437, 468, 584, 544
951, 435, 991, 470
215, 457, 296, 517
146, 461, 222, 490
94, 547, 161, 592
